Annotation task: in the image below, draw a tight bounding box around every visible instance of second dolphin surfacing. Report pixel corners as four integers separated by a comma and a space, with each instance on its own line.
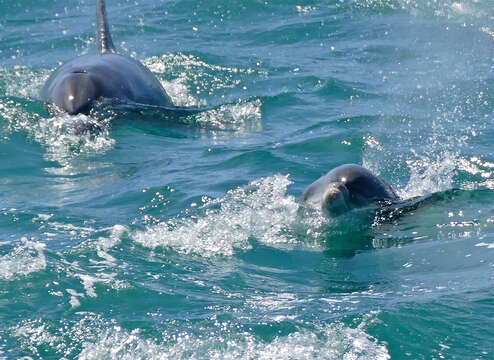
300, 164, 399, 217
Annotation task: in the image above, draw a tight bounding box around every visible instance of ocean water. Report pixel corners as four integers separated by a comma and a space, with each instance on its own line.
1, 0, 493, 358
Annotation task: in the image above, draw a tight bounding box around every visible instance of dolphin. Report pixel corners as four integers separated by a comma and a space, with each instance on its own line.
41, 0, 174, 115
300, 164, 399, 216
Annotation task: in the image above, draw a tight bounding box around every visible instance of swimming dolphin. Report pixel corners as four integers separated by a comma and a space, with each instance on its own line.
300, 164, 399, 216
41, 0, 174, 115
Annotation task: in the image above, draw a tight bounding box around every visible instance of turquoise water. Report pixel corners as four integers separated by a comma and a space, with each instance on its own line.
1, 0, 494, 358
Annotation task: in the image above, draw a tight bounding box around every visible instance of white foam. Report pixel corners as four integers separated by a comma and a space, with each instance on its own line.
0, 238, 46, 280
29, 316, 390, 360
296, 5, 318, 15
0, 97, 33, 134
32, 213, 54, 222
11, 311, 389, 359
160, 74, 262, 131
197, 99, 262, 131
13, 319, 59, 349
64, 271, 129, 308
481, 26, 494, 38
43, 222, 96, 240
66, 288, 84, 308
475, 242, 494, 249
76, 322, 390, 360
67, 227, 129, 303
31, 113, 115, 164
95, 225, 128, 264
1, 94, 115, 166
133, 175, 299, 257
78, 272, 126, 296
396, 153, 494, 198
73, 318, 388, 360
161, 73, 207, 107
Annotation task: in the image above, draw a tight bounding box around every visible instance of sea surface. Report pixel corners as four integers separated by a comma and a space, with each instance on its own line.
1, 0, 493, 358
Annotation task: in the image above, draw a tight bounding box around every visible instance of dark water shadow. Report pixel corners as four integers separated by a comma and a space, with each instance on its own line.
23, 100, 217, 140
86, 100, 211, 131
373, 188, 491, 224
298, 188, 493, 259
76, 98, 261, 137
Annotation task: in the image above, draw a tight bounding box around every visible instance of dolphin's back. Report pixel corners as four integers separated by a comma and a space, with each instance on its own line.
41, 54, 173, 108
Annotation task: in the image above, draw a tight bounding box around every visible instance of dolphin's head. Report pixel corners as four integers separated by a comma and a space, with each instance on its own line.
49, 70, 102, 115
321, 182, 350, 217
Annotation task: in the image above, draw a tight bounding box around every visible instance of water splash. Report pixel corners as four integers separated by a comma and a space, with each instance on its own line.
144, 53, 264, 131
79, 322, 390, 360
144, 53, 267, 95
398, 150, 458, 198
12, 315, 390, 360
195, 99, 262, 131
31, 113, 115, 164
133, 175, 299, 257
161, 72, 207, 107
0, 237, 46, 281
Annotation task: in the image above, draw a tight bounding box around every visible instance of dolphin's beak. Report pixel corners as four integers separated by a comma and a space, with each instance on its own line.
322, 182, 350, 217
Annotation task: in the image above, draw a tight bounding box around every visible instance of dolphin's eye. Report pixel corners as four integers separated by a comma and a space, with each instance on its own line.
72, 69, 88, 74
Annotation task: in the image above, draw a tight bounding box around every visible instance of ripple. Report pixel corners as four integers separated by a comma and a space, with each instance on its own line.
353, 0, 492, 20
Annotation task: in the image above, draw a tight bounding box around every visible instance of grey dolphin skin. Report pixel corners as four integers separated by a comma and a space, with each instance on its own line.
41, 0, 173, 115
300, 164, 399, 216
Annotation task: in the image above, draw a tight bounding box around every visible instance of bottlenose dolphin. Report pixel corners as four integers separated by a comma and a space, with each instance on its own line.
300, 164, 399, 216
41, 0, 174, 115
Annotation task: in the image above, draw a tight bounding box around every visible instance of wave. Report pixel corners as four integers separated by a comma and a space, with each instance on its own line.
11, 314, 390, 359
132, 175, 300, 257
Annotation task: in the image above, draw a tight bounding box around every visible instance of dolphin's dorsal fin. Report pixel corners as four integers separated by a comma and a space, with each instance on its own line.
97, 0, 116, 54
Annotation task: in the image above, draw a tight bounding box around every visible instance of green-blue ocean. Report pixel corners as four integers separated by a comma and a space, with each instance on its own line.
1, 0, 493, 358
